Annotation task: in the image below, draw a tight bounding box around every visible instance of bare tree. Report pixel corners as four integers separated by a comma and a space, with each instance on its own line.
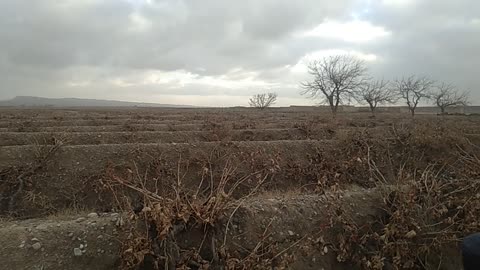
249, 92, 277, 109
356, 79, 398, 116
393, 76, 434, 117
301, 55, 367, 116
431, 82, 469, 114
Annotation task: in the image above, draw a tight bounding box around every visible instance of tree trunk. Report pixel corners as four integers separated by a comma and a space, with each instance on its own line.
410, 108, 415, 117
440, 107, 446, 114
331, 106, 338, 118
369, 104, 376, 117
329, 98, 337, 118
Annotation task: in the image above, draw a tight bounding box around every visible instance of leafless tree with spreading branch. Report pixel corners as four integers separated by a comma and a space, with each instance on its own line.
394, 76, 434, 117
356, 79, 398, 116
431, 82, 469, 114
301, 55, 367, 116
249, 93, 277, 109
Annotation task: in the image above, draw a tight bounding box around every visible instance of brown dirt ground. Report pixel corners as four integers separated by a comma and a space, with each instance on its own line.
0, 129, 308, 146
4, 187, 452, 270
0, 107, 478, 269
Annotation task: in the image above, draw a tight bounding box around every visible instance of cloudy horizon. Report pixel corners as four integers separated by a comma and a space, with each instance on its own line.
1, 0, 479, 107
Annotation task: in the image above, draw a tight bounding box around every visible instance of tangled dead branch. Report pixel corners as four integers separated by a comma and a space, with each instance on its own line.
0, 140, 62, 215
100, 154, 287, 269
325, 147, 480, 269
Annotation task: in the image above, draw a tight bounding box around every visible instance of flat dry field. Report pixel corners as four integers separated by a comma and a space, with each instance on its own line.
0, 107, 479, 270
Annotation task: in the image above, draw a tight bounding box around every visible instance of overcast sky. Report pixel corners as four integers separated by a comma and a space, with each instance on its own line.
0, 0, 479, 106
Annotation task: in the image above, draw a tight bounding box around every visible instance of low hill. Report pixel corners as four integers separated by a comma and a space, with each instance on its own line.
0, 96, 194, 108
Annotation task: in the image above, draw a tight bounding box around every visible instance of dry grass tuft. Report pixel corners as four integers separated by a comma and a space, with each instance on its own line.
323, 124, 480, 269
0, 140, 63, 216
99, 155, 288, 269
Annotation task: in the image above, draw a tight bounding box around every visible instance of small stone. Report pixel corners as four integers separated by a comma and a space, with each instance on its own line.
87, 213, 98, 218
110, 213, 119, 217
405, 230, 417, 239
75, 217, 86, 223
74, 248, 82, 256
80, 244, 84, 249
82, 249, 86, 254
100, 226, 105, 230
31, 238, 40, 242
97, 235, 103, 239
36, 224, 48, 230
68, 232, 74, 237
288, 230, 295, 236
32, 242, 42, 250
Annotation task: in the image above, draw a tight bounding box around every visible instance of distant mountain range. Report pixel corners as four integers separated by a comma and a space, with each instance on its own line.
0, 96, 195, 108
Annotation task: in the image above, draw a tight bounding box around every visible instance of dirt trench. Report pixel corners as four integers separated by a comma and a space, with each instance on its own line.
0, 140, 338, 216
0, 186, 396, 270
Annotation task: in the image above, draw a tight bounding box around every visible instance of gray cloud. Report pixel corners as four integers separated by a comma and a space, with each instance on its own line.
0, 0, 479, 105
363, 0, 480, 101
